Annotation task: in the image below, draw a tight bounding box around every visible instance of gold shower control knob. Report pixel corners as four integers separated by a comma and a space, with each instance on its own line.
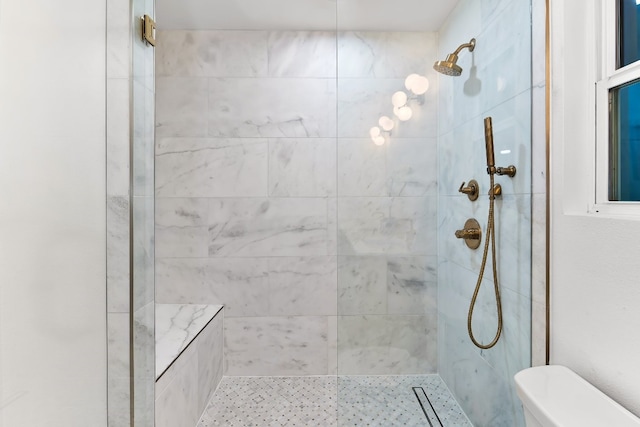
454, 218, 482, 249
458, 180, 479, 201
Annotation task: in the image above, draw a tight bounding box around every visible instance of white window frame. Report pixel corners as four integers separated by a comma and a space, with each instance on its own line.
593, 0, 640, 216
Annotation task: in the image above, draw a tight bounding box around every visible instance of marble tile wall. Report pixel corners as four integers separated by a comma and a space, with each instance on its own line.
106, 0, 131, 425
436, 0, 538, 426
156, 30, 439, 376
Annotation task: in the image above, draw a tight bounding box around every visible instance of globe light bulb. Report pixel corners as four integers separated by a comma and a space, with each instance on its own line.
394, 106, 412, 121
391, 91, 408, 108
405, 73, 429, 95
373, 136, 385, 146
369, 126, 381, 138
378, 116, 394, 131
404, 74, 421, 91
411, 75, 429, 95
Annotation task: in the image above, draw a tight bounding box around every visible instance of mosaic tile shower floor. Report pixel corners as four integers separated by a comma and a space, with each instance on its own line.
197, 375, 473, 427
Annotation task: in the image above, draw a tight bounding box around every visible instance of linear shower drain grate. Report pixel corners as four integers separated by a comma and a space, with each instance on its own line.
413, 387, 445, 427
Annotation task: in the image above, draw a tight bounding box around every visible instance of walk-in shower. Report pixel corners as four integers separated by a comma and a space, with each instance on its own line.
135, 0, 538, 425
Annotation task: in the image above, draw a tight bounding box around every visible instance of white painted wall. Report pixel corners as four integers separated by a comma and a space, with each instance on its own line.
0, 0, 108, 426
550, 0, 640, 417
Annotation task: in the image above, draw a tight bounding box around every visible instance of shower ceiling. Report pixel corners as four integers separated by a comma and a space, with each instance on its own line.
156, 0, 459, 31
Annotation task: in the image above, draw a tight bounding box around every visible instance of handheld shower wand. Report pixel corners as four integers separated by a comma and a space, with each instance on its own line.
484, 117, 496, 175
484, 117, 516, 178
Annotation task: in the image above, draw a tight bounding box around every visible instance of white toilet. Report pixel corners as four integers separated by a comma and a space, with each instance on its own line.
515, 365, 640, 427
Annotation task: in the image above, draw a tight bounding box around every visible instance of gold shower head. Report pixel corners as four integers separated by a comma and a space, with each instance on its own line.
433, 38, 476, 77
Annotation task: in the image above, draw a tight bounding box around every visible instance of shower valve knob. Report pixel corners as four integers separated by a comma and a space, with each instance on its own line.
458, 180, 479, 201
454, 218, 482, 250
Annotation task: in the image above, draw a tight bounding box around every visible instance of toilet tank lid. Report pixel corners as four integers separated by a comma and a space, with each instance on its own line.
514, 365, 640, 427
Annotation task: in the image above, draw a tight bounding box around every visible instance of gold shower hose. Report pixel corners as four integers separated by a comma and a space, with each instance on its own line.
467, 173, 503, 349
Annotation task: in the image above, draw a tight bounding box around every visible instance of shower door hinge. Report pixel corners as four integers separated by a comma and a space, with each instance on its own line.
142, 15, 156, 47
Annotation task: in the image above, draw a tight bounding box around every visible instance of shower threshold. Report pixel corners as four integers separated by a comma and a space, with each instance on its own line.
197, 375, 472, 427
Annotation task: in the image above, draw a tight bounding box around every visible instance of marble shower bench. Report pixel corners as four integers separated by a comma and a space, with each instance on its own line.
155, 304, 224, 427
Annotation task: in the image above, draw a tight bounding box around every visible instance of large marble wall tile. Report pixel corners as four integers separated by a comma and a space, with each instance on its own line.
438, 320, 524, 427
155, 342, 199, 427
338, 255, 437, 316
337, 79, 437, 139
208, 198, 329, 257
268, 256, 337, 316
387, 256, 437, 315
438, 0, 531, 134
108, 313, 130, 427
478, 0, 532, 109
337, 32, 385, 78
156, 77, 208, 138
531, 194, 546, 366
327, 197, 338, 255
337, 314, 436, 375
531, 194, 546, 306
383, 32, 438, 78
107, 79, 130, 196
438, 194, 531, 298
338, 256, 387, 315
132, 195, 155, 312
157, 30, 268, 77
337, 138, 387, 197
437, 121, 483, 196
132, 84, 155, 197
155, 198, 208, 258
107, 196, 130, 313
327, 316, 338, 375
531, 84, 546, 194
337, 137, 437, 197
438, 91, 531, 197
268, 31, 336, 78
531, 0, 546, 87
133, 302, 155, 424
208, 78, 337, 138
268, 138, 336, 197
106, 0, 130, 79
155, 258, 269, 317
338, 197, 437, 255
156, 138, 268, 197
531, 300, 546, 367
337, 32, 437, 79
386, 138, 438, 196
483, 90, 532, 196
472, 285, 531, 384
196, 312, 224, 414
224, 316, 329, 376
491, 194, 532, 296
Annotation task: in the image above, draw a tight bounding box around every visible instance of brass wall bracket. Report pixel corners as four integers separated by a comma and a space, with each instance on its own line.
142, 15, 156, 47
454, 218, 482, 249
459, 180, 479, 201
496, 165, 517, 177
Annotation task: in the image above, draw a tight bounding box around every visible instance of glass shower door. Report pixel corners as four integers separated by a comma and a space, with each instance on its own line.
131, 0, 156, 424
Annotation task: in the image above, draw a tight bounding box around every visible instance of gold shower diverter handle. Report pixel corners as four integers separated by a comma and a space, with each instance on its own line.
458, 180, 479, 201
454, 218, 482, 249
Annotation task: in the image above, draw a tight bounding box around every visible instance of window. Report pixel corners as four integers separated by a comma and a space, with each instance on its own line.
609, 79, 640, 201
595, 0, 640, 209
618, 0, 640, 68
